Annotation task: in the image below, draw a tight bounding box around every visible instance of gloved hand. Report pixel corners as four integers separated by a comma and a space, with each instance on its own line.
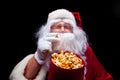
34, 33, 60, 64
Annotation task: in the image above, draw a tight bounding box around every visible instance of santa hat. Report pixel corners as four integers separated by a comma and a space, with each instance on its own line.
47, 9, 82, 28
72, 12, 82, 27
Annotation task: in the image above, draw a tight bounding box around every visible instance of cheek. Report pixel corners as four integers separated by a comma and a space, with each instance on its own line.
65, 29, 73, 33
50, 29, 73, 33
50, 29, 61, 33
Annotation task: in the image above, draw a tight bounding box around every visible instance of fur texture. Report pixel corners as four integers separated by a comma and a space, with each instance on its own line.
9, 54, 47, 80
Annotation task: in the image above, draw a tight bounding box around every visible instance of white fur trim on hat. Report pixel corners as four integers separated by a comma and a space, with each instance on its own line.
47, 9, 76, 24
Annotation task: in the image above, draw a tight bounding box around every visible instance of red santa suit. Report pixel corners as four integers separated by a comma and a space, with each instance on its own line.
84, 45, 113, 80
9, 9, 113, 80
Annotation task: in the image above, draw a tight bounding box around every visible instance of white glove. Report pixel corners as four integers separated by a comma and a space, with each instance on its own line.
34, 33, 60, 64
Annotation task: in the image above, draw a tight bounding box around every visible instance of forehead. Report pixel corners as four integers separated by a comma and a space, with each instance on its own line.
52, 21, 72, 26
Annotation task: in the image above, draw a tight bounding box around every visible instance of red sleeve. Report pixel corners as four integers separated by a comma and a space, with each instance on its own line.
86, 45, 114, 80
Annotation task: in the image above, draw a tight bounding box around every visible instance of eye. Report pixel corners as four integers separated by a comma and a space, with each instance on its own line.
51, 25, 60, 29
64, 24, 73, 29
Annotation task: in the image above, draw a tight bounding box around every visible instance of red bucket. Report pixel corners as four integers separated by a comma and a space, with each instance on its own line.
48, 52, 84, 80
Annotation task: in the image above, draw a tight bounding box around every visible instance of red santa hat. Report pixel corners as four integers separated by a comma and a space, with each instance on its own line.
72, 12, 82, 27
46, 9, 82, 28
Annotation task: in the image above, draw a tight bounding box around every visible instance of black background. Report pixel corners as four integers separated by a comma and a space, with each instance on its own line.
1, 0, 120, 80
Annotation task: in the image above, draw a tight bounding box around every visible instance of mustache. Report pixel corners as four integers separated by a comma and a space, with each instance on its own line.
57, 33, 75, 41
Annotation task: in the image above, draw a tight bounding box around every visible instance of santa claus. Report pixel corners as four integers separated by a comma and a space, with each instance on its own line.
9, 9, 113, 80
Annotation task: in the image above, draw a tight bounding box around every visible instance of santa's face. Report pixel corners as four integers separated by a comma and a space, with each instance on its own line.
50, 21, 73, 33
49, 21, 74, 52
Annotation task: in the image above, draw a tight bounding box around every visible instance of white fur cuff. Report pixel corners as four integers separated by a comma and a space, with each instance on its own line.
34, 52, 45, 65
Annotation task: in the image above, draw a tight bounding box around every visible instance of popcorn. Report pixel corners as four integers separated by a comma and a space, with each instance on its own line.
55, 34, 60, 38
51, 51, 84, 69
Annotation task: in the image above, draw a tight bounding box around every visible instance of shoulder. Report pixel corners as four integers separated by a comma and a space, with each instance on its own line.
23, 54, 34, 60
86, 44, 93, 53
85, 44, 96, 58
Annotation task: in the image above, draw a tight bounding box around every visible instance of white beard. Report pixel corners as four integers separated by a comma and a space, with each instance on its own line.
36, 23, 88, 58
36, 19, 88, 55
52, 32, 87, 56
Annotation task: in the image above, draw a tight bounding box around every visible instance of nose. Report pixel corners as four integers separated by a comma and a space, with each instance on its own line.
60, 26, 65, 33
61, 26, 64, 31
